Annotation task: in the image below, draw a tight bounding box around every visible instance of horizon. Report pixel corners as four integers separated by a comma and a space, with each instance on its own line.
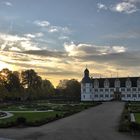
0, 0, 140, 86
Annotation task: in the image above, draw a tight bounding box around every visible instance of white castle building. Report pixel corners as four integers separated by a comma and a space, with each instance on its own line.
81, 68, 140, 101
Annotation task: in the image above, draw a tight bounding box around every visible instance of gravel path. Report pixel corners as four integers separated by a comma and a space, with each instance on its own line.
0, 102, 139, 140
0, 112, 13, 119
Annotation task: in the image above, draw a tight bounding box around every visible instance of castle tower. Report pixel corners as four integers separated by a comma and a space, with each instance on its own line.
81, 68, 93, 101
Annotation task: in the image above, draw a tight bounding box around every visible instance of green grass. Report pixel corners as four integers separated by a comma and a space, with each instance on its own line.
0, 111, 63, 126
0, 102, 101, 127
119, 102, 140, 132
0, 106, 35, 111
134, 113, 140, 124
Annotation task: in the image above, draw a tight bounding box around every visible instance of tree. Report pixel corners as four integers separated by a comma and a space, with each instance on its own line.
57, 80, 68, 89
0, 78, 8, 101
21, 69, 42, 100
56, 79, 81, 101
21, 69, 42, 89
41, 79, 54, 96
0, 68, 21, 92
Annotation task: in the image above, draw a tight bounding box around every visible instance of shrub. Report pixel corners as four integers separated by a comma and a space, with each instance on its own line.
119, 120, 130, 132
55, 114, 59, 118
130, 122, 140, 131
16, 117, 26, 125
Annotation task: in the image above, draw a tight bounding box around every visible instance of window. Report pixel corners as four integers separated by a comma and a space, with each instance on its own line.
105, 89, 109, 92
127, 94, 131, 98
132, 94, 137, 98
115, 79, 120, 88
110, 88, 114, 92
100, 89, 103, 92
126, 79, 132, 88
138, 94, 140, 97
138, 88, 140, 91
132, 88, 136, 92
137, 78, 140, 88
94, 79, 99, 88
83, 88, 86, 92
95, 94, 98, 98
127, 88, 131, 92
83, 95, 85, 98
121, 88, 125, 92
100, 94, 103, 98
105, 94, 109, 98
95, 89, 98, 92
104, 79, 109, 88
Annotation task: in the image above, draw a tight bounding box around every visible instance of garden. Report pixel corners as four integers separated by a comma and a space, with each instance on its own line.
0, 101, 101, 128
119, 102, 140, 132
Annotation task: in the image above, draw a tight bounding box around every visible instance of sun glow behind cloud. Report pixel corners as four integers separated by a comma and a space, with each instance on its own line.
0, 0, 140, 86
0, 34, 140, 87
0, 60, 11, 70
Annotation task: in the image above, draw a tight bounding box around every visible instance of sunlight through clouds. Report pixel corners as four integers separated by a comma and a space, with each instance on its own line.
0, 0, 140, 86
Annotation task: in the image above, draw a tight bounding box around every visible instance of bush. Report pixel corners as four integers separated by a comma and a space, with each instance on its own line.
55, 114, 59, 118
130, 122, 140, 131
119, 120, 130, 132
16, 117, 26, 125
0, 121, 16, 128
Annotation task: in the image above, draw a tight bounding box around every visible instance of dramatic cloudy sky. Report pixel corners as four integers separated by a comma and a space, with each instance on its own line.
0, 0, 140, 86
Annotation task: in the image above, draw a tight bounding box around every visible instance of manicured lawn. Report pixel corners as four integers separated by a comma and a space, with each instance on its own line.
134, 113, 140, 124
119, 102, 140, 132
0, 102, 101, 128
0, 106, 35, 111
0, 111, 63, 127
128, 103, 140, 112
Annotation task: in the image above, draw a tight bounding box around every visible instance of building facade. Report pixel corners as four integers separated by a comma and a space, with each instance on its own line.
81, 68, 140, 101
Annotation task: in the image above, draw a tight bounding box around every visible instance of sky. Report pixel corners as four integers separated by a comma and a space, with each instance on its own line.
0, 0, 140, 86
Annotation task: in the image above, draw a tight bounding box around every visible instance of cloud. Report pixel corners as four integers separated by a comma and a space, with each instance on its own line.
34, 20, 50, 27
124, 0, 140, 3
97, 3, 108, 11
111, 2, 138, 14
48, 26, 71, 34
63, 42, 140, 70
21, 50, 67, 58
97, 0, 140, 14
48, 26, 59, 33
1, 37, 140, 85
3, 1, 13, 7
58, 36, 69, 40
0, 33, 41, 51
24, 32, 44, 38
34, 20, 71, 34
64, 42, 126, 56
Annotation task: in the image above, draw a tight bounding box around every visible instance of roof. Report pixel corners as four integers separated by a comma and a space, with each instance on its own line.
91, 77, 140, 88
81, 76, 92, 83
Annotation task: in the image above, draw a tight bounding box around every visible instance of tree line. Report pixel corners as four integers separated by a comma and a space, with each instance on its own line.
0, 68, 81, 102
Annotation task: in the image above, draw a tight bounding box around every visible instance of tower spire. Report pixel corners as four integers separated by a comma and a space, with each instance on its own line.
84, 67, 89, 77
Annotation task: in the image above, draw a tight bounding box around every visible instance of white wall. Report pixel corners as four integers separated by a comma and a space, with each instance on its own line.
81, 84, 140, 101
81, 83, 93, 101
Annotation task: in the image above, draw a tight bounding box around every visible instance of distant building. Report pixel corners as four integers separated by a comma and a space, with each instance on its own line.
81, 68, 140, 101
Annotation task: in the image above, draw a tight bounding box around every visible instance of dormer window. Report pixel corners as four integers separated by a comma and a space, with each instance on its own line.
115, 79, 120, 88
94, 79, 99, 88
104, 79, 109, 88
126, 78, 131, 88
137, 78, 140, 88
